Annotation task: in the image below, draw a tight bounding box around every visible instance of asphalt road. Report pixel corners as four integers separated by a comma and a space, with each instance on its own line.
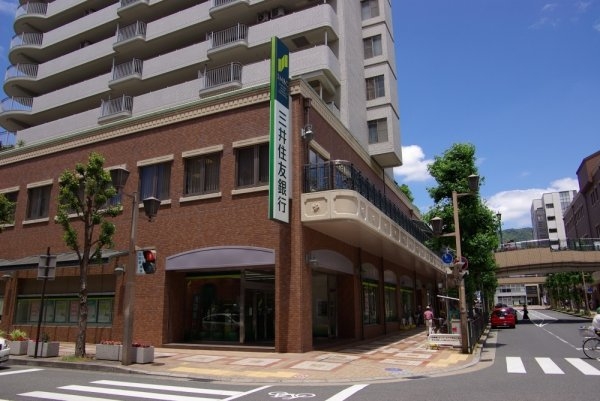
1, 310, 598, 401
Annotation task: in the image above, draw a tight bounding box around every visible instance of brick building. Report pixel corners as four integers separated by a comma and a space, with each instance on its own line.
0, 1, 447, 352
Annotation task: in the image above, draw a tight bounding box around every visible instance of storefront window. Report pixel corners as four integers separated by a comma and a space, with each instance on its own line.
15, 297, 113, 324
384, 285, 398, 321
363, 281, 378, 324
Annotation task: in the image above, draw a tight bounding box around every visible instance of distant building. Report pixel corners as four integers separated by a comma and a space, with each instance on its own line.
530, 190, 577, 246
564, 150, 600, 240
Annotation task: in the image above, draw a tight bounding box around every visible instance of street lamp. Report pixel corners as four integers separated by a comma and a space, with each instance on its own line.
110, 167, 161, 366
430, 174, 479, 354
496, 212, 503, 250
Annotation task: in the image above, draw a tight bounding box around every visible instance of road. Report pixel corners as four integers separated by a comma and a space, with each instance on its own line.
0, 309, 598, 401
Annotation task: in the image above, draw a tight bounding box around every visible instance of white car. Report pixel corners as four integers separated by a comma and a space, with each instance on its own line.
0, 337, 10, 363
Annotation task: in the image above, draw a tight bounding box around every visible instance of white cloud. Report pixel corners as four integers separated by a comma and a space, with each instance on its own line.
594, 19, 600, 32
542, 3, 558, 12
393, 145, 433, 182
485, 177, 578, 229
0, 1, 17, 15
575, 1, 592, 12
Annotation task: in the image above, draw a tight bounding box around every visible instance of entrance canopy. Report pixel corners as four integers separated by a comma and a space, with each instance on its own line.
166, 246, 275, 271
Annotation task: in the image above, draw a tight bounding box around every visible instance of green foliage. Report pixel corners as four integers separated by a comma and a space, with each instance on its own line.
56, 152, 123, 357
502, 228, 533, 243
425, 143, 498, 309
397, 183, 415, 203
8, 329, 28, 341
0, 192, 16, 229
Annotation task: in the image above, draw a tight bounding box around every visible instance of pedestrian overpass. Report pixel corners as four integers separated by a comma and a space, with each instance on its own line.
493, 239, 600, 307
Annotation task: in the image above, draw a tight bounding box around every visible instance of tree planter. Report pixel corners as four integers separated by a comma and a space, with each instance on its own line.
9, 340, 28, 355
95, 344, 123, 361
27, 341, 60, 357
133, 346, 154, 364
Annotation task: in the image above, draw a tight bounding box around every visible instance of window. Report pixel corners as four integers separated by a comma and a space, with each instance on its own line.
361, 0, 379, 20
184, 153, 221, 196
363, 281, 378, 324
366, 75, 385, 100
236, 143, 269, 188
363, 34, 382, 59
368, 118, 388, 144
15, 297, 113, 324
140, 162, 171, 200
26, 184, 52, 220
384, 285, 398, 321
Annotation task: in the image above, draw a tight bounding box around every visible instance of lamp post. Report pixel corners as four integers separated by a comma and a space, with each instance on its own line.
110, 167, 161, 366
430, 174, 479, 354
496, 212, 503, 250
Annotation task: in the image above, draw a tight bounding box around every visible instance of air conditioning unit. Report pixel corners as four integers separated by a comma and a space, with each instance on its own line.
271, 7, 285, 19
257, 11, 270, 23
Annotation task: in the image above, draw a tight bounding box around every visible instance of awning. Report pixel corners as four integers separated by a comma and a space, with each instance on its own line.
166, 246, 275, 271
0, 249, 127, 271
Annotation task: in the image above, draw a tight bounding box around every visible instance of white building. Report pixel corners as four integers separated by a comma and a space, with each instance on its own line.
530, 190, 577, 246
1, 0, 402, 169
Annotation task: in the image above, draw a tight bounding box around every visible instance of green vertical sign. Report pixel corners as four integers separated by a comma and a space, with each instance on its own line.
268, 37, 290, 223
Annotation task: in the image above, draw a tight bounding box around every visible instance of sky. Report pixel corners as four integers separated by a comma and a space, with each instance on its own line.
0, 1, 598, 229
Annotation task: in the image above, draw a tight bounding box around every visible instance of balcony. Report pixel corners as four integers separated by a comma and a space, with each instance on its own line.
15, 2, 48, 19
198, 62, 243, 97
5, 63, 39, 82
10, 33, 43, 50
0, 131, 17, 150
110, 59, 144, 89
1, 96, 33, 113
114, 21, 147, 50
208, 24, 248, 55
99, 95, 133, 123
301, 161, 443, 275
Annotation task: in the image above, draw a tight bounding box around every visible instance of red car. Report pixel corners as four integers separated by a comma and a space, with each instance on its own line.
491, 308, 516, 329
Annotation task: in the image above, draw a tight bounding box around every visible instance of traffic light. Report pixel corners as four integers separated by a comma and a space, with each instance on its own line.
142, 249, 156, 274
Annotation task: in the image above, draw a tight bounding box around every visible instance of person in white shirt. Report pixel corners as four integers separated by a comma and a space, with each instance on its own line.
592, 307, 600, 334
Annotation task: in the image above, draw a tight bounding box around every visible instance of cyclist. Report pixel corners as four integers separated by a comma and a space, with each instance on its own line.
592, 307, 600, 335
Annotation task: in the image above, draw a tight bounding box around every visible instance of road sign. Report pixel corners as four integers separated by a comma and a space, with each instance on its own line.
455, 256, 468, 270
441, 252, 453, 264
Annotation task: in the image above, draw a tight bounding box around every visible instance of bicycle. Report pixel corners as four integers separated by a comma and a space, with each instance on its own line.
578, 326, 600, 359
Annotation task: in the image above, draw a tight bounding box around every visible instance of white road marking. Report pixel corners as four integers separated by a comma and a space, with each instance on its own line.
535, 357, 564, 374
324, 384, 369, 401
506, 356, 526, 373
0, 368, 43, 376
20, 392, 118, 401
92, 380, 242, 396
59, 385, 219, 401
565, 358, 600, 375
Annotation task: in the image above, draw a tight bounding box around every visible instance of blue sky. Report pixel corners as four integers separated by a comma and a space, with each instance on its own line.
1, 1, 598, 229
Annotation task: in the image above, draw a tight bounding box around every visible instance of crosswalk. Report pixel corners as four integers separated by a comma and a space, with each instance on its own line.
505, 356, 600, 376
18, 380, 270, 401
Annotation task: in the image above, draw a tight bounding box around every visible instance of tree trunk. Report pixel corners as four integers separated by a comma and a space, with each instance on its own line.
75, 264, 88, 357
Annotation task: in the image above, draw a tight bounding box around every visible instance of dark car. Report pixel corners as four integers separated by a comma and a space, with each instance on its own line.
491, 308, 516, 329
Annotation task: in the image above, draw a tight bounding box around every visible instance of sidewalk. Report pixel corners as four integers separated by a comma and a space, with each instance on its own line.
8, 328, 487, 384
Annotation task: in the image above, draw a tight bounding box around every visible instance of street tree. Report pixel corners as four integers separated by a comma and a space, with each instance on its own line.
56, 152, 121, 357
425, 143, 499, 311
0, 193, 16, 230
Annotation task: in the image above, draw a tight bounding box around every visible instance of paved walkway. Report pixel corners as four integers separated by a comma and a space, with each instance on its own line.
8, 328, 486, 384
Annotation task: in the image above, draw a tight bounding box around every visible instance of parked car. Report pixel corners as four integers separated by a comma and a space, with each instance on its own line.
0, 336, 10, 364
491, 308, 516, 329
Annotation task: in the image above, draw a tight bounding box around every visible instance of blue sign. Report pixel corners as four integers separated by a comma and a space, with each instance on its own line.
441, 252, 453, 264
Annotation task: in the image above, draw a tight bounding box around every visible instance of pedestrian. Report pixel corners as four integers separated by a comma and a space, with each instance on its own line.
415, 305, 423, 327
424, 306, 434, 336
522, 304, 529, 320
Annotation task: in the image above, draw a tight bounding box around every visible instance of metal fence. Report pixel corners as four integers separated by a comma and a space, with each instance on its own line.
303, 160, 431, 244
499, 238, 600, 252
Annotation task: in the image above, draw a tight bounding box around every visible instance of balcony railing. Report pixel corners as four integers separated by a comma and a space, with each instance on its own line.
199, 62, 243, 90
303, 160, 431, 244
0, 131, 17, 149
15, 2, 48, 19
120, 0, 148, 7
10, 32, 43, 49
208, 24, 248, 50
1, 96, 33, 112
100, 95, 133, 119
5, 63, 39, 81
213, 0, 245, 7
116, 21, 147, 44
112, 59, 143, 81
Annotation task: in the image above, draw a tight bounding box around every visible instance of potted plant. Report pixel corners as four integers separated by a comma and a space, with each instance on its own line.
95, 340, 123, 361
132, 341, 154, 364
27, 332, 60, 357
8, 329, 29, 355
